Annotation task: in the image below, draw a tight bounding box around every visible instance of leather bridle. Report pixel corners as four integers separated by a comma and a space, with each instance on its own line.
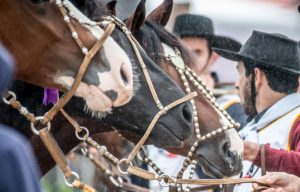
60, 15, 268, 190
2, 3, 269, 191
2, 0, 117, 191
2, 2, 196, 191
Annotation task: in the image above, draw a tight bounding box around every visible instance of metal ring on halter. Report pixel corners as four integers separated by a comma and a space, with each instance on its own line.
109, 175, 124, 188
64, 171, 80, 187
2, 91, 16, 105
158, 174, 171, 187
30, 116, 51, 135
117, 159, 133, 175
75, 126, 89, 141
137, 146, 148, 161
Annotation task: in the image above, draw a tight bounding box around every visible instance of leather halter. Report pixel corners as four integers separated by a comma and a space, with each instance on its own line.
2, 1, 115, 191
2, 6, 269, 191
59, 16, 268, 190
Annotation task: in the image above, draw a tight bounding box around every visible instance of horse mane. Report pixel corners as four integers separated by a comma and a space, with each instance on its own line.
142, 20, 195, 67
70, 0, 110, 20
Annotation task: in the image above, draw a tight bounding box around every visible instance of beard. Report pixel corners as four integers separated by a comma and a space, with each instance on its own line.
242, 77, 257, 116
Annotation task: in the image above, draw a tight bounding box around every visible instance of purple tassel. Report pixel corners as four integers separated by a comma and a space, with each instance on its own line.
43, 88, 59, 105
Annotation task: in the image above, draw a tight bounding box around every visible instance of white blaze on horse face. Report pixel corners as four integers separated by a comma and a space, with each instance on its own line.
61, 1, 134, 110
226, 129, 243, 156
219, 114, 243, 156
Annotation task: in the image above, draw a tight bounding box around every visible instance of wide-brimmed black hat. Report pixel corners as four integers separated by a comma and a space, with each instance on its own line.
0, 44, 14, 93
173, 14, 241, 52
213, 30, 300, 75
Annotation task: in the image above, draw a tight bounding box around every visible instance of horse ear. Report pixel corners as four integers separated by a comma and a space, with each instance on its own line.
106, 1, 117, 16
146, 0, 173, 26
126, 0, 146, 33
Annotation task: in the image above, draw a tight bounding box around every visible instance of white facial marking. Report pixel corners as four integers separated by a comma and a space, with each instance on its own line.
61, 1, 134, 108
226, 129, 243, 155
56, 76, 113, 112
64, 0, 132, 71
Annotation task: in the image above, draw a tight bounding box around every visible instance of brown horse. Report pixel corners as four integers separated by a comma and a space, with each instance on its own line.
0, 0, 134, 112
120, 0, 243, 179
33, 0, 243, 179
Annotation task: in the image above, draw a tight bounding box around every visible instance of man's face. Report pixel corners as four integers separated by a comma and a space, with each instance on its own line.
180, 37, 211, 73
236, 61, 256, 116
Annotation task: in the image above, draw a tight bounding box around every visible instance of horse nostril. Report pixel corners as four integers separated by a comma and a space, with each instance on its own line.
104, 90, 118, 102
182, 103, 193, 124
120, 64, 129, 85
223, 142, 232, 157
222, 141, 236, 162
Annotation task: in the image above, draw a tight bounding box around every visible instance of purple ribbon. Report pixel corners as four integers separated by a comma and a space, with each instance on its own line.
43, 88, 59, 105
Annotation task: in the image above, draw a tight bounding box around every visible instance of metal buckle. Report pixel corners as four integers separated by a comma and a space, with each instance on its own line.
30, 116, 51, 135
64, 171, 80, 187
2, 91, 16, 105
75, 126, 89, 141
117, 159, 133, 175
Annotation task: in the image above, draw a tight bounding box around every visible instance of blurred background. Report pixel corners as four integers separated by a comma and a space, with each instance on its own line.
113, 0, 300, 83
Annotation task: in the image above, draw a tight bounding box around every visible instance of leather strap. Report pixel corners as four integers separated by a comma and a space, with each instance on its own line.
127, 166, 157, 180
39, 128, 73, 178
168, 178, 268, 186
260, 144, 266, 176
125, 92, 197, 164
190, 185, 219, 192
122, 182, 150, 192
72, 179, 96, 192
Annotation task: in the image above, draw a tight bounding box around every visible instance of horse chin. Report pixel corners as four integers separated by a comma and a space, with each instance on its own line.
56, 76, 115, 112
196, 155, 226, 179
83, 104, 112, 119
119, 123, 183, 148
147, 123, 183, 148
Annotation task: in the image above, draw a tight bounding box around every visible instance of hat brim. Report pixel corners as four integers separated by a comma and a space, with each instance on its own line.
211, 36, 242, 52
213, 47, 300, 75
212, 47, 242, 61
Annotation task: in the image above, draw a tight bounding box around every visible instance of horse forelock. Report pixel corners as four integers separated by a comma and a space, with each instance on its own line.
145, 21, 196, 68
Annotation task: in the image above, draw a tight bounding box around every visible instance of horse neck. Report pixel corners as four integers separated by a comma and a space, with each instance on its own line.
0, 1, 60, 77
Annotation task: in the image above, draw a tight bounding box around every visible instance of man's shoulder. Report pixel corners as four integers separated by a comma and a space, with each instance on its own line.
291, 114, 300, 132
0, 124, 29, 153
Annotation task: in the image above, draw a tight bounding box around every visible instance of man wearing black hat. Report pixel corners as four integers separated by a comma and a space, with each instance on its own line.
213, 31, 300, 191
173, 14, 247, 191
173, 14, 242, 88
173, 14, 247, 127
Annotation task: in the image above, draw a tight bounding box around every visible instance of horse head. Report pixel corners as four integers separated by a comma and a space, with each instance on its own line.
127, 0, 243, 178
0, 0, 134, 113
65, 0, 194, 148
